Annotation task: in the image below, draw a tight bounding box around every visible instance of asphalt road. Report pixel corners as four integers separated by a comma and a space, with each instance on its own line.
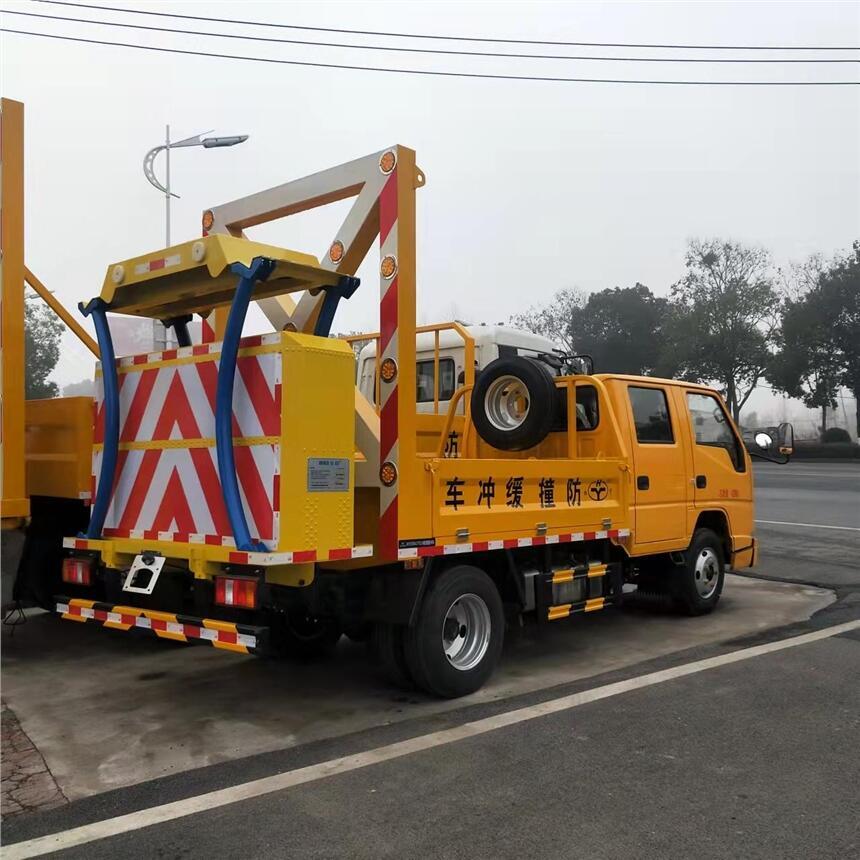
3, 460, 859, 858
752, 460, 859, 591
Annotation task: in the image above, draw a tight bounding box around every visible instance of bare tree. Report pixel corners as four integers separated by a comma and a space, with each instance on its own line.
509, 288, 584, 353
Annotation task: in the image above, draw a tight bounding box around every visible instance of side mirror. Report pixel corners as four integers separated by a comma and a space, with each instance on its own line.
755, 432, 774, 450
777, 422, 795, 456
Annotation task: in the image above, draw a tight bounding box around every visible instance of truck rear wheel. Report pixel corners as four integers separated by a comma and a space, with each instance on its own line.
368, 622, 413, 689
404, 565, 504, 698
471, 357, 557, 451
673, 528, 725, 616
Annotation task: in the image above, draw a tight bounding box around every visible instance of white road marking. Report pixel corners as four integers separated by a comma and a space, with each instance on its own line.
6, 619, 860, 859
755, 470, 859, 479
756, 519, 860, 532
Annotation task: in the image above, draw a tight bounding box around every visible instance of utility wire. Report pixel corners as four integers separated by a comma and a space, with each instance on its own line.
35, 0, 860, 52
3, 28, 857, 85
7, 9, 859, 64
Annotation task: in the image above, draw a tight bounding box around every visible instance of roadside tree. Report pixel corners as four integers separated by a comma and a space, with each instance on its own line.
768, 291, 842, 436
662, 239, 779, 422
569, 284, 669, 375
825, 242, 860, 437
24, 295, 64, 399
509, 288, 583, 353
770, 242, 860, 438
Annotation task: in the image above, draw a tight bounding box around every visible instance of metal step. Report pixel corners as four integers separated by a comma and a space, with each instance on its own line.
537, 561, 624, 622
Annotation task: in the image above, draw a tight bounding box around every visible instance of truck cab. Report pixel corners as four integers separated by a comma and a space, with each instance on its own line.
601, 375, 756, 570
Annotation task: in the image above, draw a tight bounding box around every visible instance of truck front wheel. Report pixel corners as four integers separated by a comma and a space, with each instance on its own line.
674, 528, 725, 616
404, 565, 504, 698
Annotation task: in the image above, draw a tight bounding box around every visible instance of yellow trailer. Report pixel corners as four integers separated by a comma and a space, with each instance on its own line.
51, 146, 792, 697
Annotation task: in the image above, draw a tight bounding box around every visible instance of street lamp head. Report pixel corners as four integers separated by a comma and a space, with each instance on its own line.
202, 135, 249, 149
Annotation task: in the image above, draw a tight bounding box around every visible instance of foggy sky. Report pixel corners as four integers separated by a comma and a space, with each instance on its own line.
2, 0, 858, 424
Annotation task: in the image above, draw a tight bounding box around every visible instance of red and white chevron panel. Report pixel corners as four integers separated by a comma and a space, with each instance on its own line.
63, 536, 373, 567
93, 335, 281, 547
377, 162, 399, 560
397, 528, 632, 560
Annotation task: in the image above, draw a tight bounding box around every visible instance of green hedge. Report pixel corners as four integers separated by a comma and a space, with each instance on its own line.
791, 442, 860, 459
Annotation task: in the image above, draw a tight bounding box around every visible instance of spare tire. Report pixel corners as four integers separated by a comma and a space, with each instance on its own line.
470, 356, 557, 451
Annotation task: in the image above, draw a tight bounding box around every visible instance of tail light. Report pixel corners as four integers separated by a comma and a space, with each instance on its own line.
215, 576, 258, 609
62, 557, 94, 586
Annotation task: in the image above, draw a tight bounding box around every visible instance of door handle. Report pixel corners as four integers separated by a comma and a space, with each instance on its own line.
696, 474, 707, 489
637, 475, 650, 490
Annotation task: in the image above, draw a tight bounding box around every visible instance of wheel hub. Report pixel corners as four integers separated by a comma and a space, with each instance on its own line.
484, 375, 530, 432
694, 547, 720, 599
442, 593, 492, 672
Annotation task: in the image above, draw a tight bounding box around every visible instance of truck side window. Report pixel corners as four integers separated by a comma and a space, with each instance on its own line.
629, 386, 674, 444
686, 392, 745, 471
416, 358, 455, 403
575, 385, 599, 430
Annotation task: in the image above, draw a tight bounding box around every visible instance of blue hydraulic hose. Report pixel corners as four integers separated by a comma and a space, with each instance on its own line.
80, 300, 118, 539
215, 259, 273, 552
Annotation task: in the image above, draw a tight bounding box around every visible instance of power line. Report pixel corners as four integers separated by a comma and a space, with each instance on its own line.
4, 28, 858, 85
3, 27, 856, 86
35, 0, 860, 52
7, 9, 858, 64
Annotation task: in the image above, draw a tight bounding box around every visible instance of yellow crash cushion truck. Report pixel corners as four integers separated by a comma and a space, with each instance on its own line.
52, 146, 792, 698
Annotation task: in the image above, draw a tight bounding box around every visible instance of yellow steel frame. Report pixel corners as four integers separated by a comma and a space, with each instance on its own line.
342, 320, 476, 416
1, 98, 29, 524
201, 147, 634, 561
91, 234, 345, 319
25, 267, 99, 357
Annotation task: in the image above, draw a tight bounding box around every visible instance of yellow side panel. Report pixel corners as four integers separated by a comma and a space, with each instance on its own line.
25, 397, 93, 500
430, 457, 631, 542
1, 98, 29, 520
279, 333, 354, 553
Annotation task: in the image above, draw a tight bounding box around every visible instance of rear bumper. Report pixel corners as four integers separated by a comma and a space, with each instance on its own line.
55, 596, 268, 655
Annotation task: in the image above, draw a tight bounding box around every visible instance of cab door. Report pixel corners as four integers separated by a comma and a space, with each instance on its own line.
625, 384, 687, 546
682, 389, 753, 546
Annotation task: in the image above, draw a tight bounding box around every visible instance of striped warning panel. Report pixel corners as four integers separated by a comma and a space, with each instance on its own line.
547, 596, 608, 621
62, 538, 374, 567
397, 528, 631, 560
92, 334, 282, 547
133, 253, 182, 276
55, 597, 266, 655
377, 158, 400, 561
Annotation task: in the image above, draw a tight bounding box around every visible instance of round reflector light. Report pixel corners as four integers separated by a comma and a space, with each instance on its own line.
329, 240, 344, 264
380, 461, 398, 487
380, 255, 397, 279
379, 150, 397, 174
380, 358, 398, 383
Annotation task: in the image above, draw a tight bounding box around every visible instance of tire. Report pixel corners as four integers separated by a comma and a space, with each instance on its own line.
343, 621, 372, 644
404, 565, 504, 698
470, 357, 557, 451
273, 612, 342, 659
368, 623, 413, 689
673, 528, 725, 616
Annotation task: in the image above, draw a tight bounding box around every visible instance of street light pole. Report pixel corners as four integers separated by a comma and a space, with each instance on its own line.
165, 123, 171, 247
143, 126, 249, 348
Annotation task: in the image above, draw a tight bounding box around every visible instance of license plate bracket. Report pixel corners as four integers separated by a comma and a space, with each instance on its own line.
122, 553, 166, 595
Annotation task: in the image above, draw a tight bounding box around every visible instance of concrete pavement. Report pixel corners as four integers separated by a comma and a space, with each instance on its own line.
0, 576, 832, 801
4, 618, 859, 859
1, 459, 858, 856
